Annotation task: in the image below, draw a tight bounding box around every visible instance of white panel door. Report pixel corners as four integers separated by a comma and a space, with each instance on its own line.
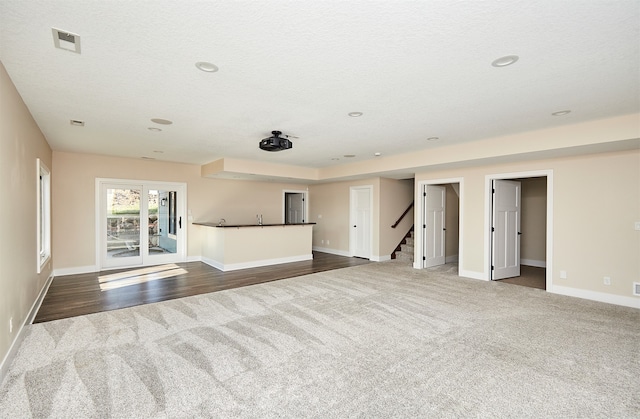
492, 179, 521, 280
351, 187, 372, 259
285, 193, 305, 223
423, 185, 446, 268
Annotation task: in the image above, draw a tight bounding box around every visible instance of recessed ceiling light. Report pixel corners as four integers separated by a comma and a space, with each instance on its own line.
344, 154, 356, 158
195, 62, 219, 72
331, 158, 340, 161
348, 112, 363, 117
153, 150, 164, 153
148, 127, 162, 132
150, 118, 173, 125
141, 156, 155, 160
491, 55, 519, 67
426, 137, 439, 141
70, 119, 84, 126
552, 110, 571, 116
374, 152, 381, 157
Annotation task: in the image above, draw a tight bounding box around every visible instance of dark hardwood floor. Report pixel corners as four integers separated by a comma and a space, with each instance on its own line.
34, 252, 372, 323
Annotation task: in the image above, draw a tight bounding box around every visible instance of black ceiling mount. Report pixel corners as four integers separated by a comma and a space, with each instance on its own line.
259, 130, 293, 152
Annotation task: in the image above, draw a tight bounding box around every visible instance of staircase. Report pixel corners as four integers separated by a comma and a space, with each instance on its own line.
391, 228, 414, 262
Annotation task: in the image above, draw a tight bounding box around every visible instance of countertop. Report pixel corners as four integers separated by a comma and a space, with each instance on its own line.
193, 222, 316, 228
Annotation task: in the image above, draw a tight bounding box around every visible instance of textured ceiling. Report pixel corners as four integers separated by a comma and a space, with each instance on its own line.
1, 1, 639, 171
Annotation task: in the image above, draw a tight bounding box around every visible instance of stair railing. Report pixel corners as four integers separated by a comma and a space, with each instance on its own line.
391, 201, 414, 228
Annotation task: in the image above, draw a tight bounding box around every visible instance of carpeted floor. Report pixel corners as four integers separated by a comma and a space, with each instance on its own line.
1, 261, 638, 418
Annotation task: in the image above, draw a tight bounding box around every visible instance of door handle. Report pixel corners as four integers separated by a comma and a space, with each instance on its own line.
353, 225, 357, 228
179, 216, 182, 229
517, 231, 522, 235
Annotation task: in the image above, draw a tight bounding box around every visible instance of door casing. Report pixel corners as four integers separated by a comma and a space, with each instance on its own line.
96, 178, 187, 270
350, 185, 373, 259
485, 170, 553, 289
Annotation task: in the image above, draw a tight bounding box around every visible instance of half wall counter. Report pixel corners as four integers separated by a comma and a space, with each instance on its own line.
194, 222, 316, 271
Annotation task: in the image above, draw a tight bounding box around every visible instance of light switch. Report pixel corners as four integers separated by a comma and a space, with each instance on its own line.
635, 221, 640, 231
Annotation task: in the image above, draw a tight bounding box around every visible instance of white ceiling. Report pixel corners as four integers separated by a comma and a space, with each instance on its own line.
1, 1, 639, 173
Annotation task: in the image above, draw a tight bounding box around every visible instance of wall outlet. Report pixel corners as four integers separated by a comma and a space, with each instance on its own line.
326, 240, 330, 245
9, 317, 13, 333
603, 276, 611, 285
635, 221, 640, 231
318, 214, 322, 219
560, 270, 567, 279
321, 240, 324, 244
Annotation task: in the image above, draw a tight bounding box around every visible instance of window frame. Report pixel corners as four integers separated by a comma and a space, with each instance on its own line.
37, 159, 51, 273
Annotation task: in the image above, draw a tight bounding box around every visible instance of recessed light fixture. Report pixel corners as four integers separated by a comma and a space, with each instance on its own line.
348, 112, 363, 117
552, 110, 571, 116
150, 118, 173, 125
141, 156, 155, 160
331, 158, 340, 161
426, 137, 439, 141
374, 152, 381, 157
153, 150, 164, 154
148, 127, 162, 132
70, 119, 85, 126
195, 61, 219, 73
344, 154, 356, 158
491, 55, 519, 67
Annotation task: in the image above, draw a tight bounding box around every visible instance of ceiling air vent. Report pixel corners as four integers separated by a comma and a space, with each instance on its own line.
52, 28, 81, 54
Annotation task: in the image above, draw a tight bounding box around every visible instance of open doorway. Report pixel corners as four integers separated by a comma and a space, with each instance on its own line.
283, 190, 308, 224
487, 172, 551, 290
416, 178, 462, 271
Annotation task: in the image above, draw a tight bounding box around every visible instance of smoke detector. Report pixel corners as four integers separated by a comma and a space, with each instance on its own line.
52, 28, 81, 54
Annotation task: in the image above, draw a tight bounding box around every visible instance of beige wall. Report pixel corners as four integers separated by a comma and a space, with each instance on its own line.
0, 62, 53, 368
52, 151, 308, 270
416, 149, 640, 300
309, 178, 379, 255
520, 177, 547, 264
309, 177, 414, 259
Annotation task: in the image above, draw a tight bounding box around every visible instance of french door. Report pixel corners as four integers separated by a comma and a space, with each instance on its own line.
99, 180, 186, 269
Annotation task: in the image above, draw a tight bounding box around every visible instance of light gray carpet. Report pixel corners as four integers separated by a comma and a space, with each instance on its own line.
1, 262, 639, 418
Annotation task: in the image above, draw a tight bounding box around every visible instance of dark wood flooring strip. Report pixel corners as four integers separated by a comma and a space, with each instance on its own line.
34, 252, 371, 323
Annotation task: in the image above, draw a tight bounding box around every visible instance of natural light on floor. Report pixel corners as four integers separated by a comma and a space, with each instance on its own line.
98, 264, 187, 291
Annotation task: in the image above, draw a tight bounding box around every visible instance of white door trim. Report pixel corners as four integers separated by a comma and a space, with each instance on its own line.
349, 185, 373, 259
484, 170, 553, 290
282, 189, 309, 224
95, 178, 188, 270
415, 178, 464, 271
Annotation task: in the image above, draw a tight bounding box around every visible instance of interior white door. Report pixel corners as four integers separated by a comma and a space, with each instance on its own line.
423, 185, 446, 268
285, 193, 305, 223
100, 180, 186, 269
351, 187, 371, 259
492, 179, 521, 280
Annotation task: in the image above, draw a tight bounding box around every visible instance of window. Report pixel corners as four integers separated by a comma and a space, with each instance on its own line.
37, 159, 51, 273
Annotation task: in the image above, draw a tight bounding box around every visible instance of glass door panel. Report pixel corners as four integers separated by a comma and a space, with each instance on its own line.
104, 185, 142, 268
99, 180, 186, 269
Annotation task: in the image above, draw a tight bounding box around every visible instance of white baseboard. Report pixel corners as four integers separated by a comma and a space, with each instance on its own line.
371, 255, 391, 262
521, 259, 546, 268
551, 285, 640, 309
186, 256, 202, 263
312, 246, 351, 257
446, 255, 459, 263
0, 272, 54, 387
202, 254, 313, 272
201, 257, 224, 271
53, 265, 98, 276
